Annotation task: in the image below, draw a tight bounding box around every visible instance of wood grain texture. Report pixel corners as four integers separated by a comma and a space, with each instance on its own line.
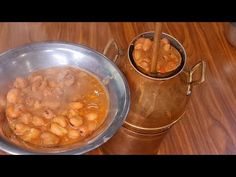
0, 22, 235, 155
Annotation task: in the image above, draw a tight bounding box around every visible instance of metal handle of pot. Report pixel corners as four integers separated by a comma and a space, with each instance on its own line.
103, 39, 123, 63
187, 60, 206, 95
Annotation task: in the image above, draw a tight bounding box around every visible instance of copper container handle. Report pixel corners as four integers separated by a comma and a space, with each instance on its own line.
187, 60, 206, 95
103, 39, 123, 63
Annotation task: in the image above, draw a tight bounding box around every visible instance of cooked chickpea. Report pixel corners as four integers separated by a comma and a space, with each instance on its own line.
143, 57, 151, 63
50, 123, 68, 136
135, 37, 145, 47
170, 53, 176, 59
34, 100, 42, 109
31, 76, 43, 91
6, 104, 24, 118
78, 126, 89, 137
41, 132, 60, 146
25, 96, 35, 107
15, 104, 26, 114
53, 88, 63, 97
143, 38, 152, 51
86, 113, 98, 121
139, 61, 150, 72
88, 122, 98, 131
19, 113, 32, 124
21, 128, 40, 142
161, 38, 169, 45
7, 88, 20, 104
14, 123, 30, 136
43, 88, 53, 97
69, 102, 83, 110
162, 55, 168, 61
134, 43, 143, 50
60, 110, 68, 116
156, 64, 161, 72
48, 80, 59, 88
39, 80, 48, 90
69, 116, 83, 128
31, 83, 39, 92
68, 129, 80, 139
13, 77, 28, 89
68, 109, 78, 118
42, 109, 55, 119
6, 105, 17, 118
32, 116, 45, 126
166, 61, 176, 71
64, 75, 75, 86
52, 116, 67, 128
163, 43, 171, 51
133, 49, 143, 62
31, 76, 47, 92
57, 70, 75, 87
30, 75, 43, 83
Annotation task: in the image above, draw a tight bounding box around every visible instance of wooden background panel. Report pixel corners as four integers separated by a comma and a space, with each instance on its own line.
0, 22, 112, 53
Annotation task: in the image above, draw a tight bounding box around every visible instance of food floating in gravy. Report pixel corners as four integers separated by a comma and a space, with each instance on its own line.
4, 67, 109, 147
132, 37, 182, 73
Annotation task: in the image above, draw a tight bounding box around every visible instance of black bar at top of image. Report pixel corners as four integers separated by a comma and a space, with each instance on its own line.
0, 1, 236, 21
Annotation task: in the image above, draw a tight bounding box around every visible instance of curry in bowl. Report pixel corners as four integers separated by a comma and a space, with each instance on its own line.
1, 66, 109, 147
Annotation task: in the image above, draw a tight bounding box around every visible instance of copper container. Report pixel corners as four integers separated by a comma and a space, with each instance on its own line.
101, 32, 206, 154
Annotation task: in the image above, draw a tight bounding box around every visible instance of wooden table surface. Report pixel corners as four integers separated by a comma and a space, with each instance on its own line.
0, 22, 235, 155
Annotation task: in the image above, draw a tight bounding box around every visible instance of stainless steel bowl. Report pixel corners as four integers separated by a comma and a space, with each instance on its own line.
0, 41, 130, 154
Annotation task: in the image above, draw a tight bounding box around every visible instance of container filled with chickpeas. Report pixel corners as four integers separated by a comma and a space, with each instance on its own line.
0, 42, 130, 154
130, 32, 184, 78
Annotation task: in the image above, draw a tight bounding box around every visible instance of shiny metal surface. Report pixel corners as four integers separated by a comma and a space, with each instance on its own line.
122, 32, 206, 131
0, 41, 130, 154
101, 32, 206, 154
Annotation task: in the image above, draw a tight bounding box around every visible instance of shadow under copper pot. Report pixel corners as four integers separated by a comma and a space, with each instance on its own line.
101, 32, 206, 154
